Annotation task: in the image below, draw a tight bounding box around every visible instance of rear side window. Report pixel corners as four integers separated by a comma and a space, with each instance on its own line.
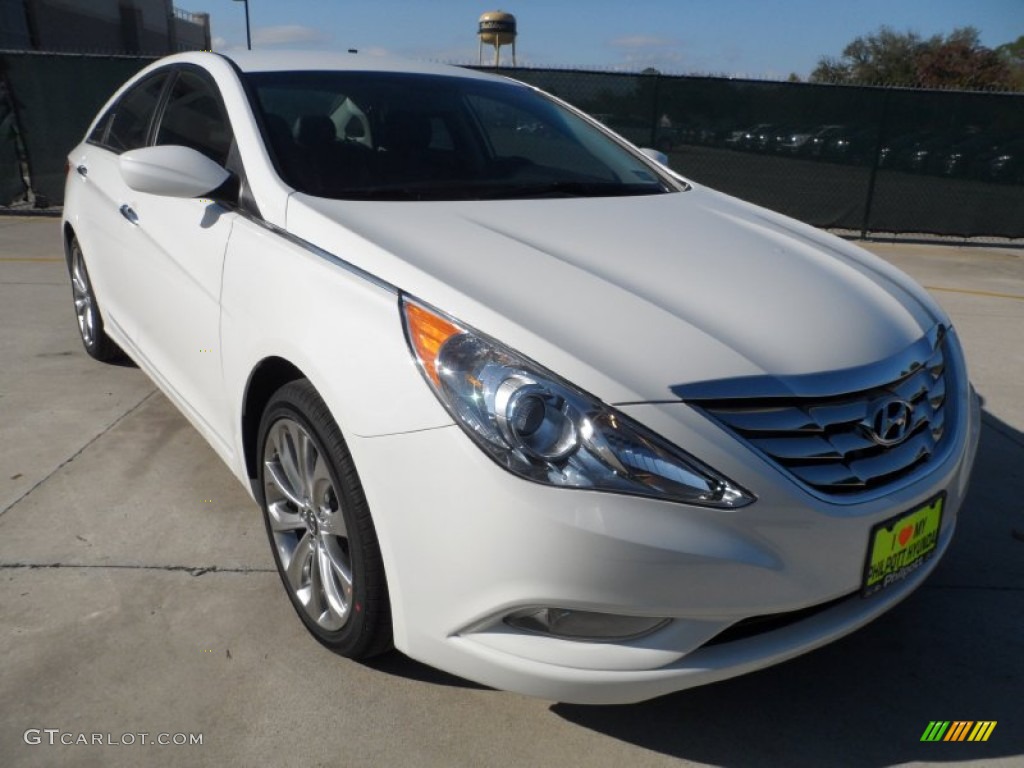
106, 73, 169, 153
87, 111, 113, 145
155, 71, 232, 166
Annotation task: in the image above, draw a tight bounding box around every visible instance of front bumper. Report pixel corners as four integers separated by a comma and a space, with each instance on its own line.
348, 378, 980, 705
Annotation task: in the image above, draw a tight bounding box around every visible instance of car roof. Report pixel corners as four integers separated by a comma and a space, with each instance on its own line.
218, 49, 501, 82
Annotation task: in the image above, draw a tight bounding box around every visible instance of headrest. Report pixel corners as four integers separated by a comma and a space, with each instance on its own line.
294, 114, 336, 147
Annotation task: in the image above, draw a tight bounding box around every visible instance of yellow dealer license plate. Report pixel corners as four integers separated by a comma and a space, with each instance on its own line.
862, 493, 944, 597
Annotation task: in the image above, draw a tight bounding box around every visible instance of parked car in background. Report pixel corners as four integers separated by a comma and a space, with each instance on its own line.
903, 132, 968, 174
724, 123, 774, 151
931, 132, 1004, 177
877, 131, 933, 170
984, 137, 1024, 183
63, 50, 979, 705
749, 123, 780, 152
805, 125, 845, 158
771, 125, 814, 154
824, 126, 878, 165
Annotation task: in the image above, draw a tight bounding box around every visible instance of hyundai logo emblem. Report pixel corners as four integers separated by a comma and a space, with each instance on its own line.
865, 398, 915, 446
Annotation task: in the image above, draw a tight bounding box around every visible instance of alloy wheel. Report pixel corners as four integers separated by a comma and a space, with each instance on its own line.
262, 417, 354, 631
71, 241, 97, 347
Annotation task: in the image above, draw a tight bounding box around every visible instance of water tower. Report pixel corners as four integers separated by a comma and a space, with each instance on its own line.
478, 11, 517, 67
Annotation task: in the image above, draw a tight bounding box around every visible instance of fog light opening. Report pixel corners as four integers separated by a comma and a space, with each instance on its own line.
505, 607, 670, 641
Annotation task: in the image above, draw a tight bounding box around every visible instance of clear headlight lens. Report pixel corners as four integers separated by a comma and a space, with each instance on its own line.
402, 297, 753, 508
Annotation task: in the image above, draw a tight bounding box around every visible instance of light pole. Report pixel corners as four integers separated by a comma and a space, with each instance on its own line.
232, 0, 251, 50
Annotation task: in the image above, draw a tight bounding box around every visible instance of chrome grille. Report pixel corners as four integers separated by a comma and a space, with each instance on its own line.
697, 335, 951, 495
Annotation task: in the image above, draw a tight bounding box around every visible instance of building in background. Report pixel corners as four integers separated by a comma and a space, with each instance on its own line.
0, 0, 211, 54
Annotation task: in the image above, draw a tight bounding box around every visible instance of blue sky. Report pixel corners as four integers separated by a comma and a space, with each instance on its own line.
199, 0, 1022, 79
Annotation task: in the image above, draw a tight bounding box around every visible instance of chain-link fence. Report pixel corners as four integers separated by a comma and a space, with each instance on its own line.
1, 53, 1022, 239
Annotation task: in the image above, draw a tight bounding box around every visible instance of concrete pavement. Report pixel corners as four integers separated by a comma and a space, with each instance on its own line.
1, 216, 1022, 767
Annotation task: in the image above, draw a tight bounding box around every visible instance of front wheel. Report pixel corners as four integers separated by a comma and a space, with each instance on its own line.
257, 380, 392, 658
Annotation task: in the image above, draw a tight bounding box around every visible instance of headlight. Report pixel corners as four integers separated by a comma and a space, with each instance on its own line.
402, 296, 753, 508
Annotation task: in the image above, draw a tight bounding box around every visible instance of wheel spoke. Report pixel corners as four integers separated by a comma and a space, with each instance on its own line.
273, 427, 295, 490
285, 531, 314, 599
299, 430, 317, 498
266, 499, 304, 532
310, 450, 331, 487
72, 253, 89, 291
317, 540, 349, 622
280, 423, 308, 500
308, 537, 326, 618
265, 460, 304, 509
319, 511, 347, 537
83, 306, 95, 342
321, 538, 353, 601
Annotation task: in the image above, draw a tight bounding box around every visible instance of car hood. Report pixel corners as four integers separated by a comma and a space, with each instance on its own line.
286, 186, 941, 404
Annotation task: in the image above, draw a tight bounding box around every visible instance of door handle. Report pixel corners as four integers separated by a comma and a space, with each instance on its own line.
119, 204, 139, 225
76, 165, 88, 177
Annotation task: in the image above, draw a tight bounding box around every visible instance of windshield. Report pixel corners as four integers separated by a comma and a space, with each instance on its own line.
244, 71, 679, 200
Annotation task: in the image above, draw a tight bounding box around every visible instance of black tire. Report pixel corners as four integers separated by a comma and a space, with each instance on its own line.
68, 236, 122, 362
257, 379, 392, 658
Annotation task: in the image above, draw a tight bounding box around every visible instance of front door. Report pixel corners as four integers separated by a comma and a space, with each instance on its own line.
115, 68, 238, 455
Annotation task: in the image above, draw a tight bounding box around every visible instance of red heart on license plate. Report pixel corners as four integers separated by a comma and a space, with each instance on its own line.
898, 525, 913, 547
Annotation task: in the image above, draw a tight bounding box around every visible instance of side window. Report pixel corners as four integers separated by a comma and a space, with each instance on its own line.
106, 73, 169, 153
87, 110, 113, 145
155, 71, 232, 167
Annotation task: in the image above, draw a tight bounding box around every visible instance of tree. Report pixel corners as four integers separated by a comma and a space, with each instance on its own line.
811, 26, 929, 84
996, 35, 1024, 90
996, 34, 1024, 66
916, 30, 1013, 89
810, 26, 1019, 91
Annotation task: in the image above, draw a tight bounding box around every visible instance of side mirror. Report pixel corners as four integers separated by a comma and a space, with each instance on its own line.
119, 145, 231, 198
639, 147, 670, 166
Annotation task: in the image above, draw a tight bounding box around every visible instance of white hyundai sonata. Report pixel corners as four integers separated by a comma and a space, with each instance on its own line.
62, 50, 979, 704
